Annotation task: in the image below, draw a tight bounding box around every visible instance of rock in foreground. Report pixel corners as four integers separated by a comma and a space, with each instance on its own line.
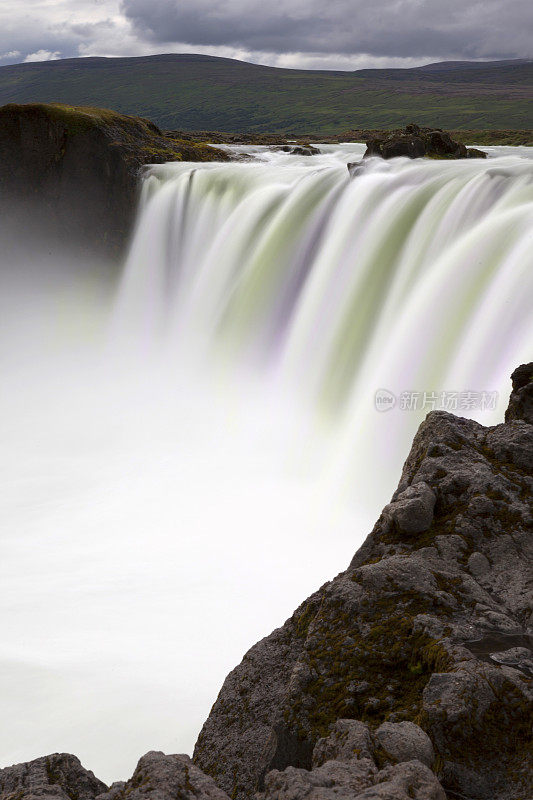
194, 363, 532, 799
0, 753, 107, 800
0, 103, 229, 258
363, 124, 488, 160
97, 751, 229, 800
2, 365, 531, 800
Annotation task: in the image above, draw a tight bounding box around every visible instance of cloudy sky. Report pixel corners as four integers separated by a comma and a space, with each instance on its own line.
0, 0, 530, 69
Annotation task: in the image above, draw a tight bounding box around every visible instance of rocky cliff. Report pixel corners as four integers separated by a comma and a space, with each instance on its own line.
1, 364, 531, 800
193, 362, 532, 799
0, 103, 228, 259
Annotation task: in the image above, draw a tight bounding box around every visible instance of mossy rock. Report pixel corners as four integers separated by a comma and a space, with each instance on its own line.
0, 103, 230, 259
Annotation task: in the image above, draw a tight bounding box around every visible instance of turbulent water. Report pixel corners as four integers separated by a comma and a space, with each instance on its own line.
1, 143, 533, 782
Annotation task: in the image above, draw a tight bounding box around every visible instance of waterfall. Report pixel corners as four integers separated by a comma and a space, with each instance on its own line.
117, 144, 533, 501
2, 143, 532, 781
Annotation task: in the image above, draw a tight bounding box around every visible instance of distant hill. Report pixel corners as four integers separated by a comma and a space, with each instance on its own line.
411, 58, 532, 72
0, 54, 531, 134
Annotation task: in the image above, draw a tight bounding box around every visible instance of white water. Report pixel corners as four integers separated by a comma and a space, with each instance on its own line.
1, 144, 533, 782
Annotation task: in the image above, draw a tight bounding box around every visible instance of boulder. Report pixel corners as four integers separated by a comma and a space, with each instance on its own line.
256, 759, 445, 800
194, 363, 533, 800
95, 751, 229, 800
355, 760, 446, 800
505, 362, 533, 424
0, 754, 107, 800
362, 124, 487, 161
257, 760, 377, 799
374, 721, 434, 768
313, 719, 376, 765
0, 103, 229, 259
381, 482, 436, 534
277, 144, 320, 156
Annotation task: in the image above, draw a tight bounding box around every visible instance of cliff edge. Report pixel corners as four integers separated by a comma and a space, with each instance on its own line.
0, 103, 228, 259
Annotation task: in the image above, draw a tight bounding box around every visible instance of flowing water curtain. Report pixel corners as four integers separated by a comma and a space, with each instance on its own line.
115, 149, 533, 415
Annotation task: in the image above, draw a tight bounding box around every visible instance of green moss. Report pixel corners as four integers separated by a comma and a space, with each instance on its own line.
440, 677, 533, 797
23, 102, 158, 137
284, 590, 453, 742
294, 601, 321, 638
2, 103, 230, 164
44, 758, 79, 800
6, 791, 24, 800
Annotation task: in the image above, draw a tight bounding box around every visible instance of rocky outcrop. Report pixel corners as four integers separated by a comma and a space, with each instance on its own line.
194, 363, 533, 799
362, 124, 488, 160
0, 753, 107, 800
255, 718, 445, 799
0, 103, 229, 259
506, 362, 533, 424
276, 144, 320, 156
96, 751, 229, 800
0, 752, 229, 800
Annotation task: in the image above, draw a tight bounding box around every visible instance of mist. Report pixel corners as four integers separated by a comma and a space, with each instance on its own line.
0, 248, 368, 782
2, 143, 532, 782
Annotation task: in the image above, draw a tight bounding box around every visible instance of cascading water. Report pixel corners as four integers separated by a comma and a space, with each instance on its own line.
117, 144, 533, 501
2, 143, 532, 782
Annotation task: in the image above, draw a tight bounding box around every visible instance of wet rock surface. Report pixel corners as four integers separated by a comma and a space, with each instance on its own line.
276, 144, 321, 156
362, 124, 488, 160
194, 363, 533, 799
0, 103, 228, 259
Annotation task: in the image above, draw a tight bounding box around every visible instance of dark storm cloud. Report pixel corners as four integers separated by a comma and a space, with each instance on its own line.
121, 0, 532, 60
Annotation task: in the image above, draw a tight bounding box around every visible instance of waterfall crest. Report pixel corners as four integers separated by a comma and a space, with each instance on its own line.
117, 146, 533, 419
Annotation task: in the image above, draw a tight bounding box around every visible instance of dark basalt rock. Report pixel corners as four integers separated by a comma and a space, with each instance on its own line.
0, 753, 107, 800
466, 146, 488, 159
347, 160, 365, 177
194, 363, 532, 800
363, 124, 488, 161
0, 103, 229, 260
276, 144, 320, 156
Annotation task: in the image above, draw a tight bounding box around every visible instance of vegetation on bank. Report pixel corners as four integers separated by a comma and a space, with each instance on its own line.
0, 54, 531, 134
165, 127, 533, 147
447, 129, 533, 146
0, 103, 229, 259
0, 102, 230, 163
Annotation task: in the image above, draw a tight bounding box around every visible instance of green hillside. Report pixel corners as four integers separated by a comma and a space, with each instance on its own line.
0, 54, 531, 134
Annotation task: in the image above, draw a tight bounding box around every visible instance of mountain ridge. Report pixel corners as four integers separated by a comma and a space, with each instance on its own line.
0, 54, 531, 132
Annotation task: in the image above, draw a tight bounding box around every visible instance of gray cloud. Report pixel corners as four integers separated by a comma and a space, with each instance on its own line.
0, 0, 529, 70
0, 0, 125, 66
121, 0, 532, 60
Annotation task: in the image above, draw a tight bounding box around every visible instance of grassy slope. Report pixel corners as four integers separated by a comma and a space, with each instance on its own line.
0, 55, 531, 134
